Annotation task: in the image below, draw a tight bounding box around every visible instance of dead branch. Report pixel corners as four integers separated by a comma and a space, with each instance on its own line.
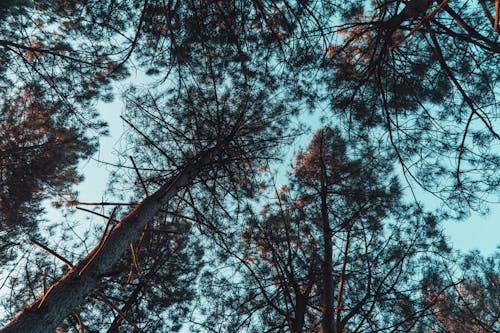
30, 239, 73, 269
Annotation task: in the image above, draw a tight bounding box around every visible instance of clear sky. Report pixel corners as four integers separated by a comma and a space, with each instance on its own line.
444, 212, 499, 254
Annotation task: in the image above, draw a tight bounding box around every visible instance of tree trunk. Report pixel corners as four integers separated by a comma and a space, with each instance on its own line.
319, 132, 335, 333
290, 292, 306, 333
0, 147, 220, 333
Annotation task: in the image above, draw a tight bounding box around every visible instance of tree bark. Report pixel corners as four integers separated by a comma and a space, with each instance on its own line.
383, 0, 434, 29
290, 292, 306, 333
0, 147, 219, 333
319, 132, 335, 333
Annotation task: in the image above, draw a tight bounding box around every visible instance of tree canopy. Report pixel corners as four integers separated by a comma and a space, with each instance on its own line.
0, 1, 498, 332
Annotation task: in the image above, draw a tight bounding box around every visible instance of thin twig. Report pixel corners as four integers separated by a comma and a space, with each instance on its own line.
479, 0, 495, 25
25, 263, 35, 301
127, 223, 150, 284
121, 115, 177, 167
72, 311, 84, 333
130, 156, 149, 197
41, 270, 48, 294
495, 0, 499, 31
426, 23, 479, 185
76, 206, 119, 224
112, 0, 149, 73
30, 239, 73, 269
37, 284, 56, 309
143, 228, 179, 234
130, 243, 142, 278
0, 39, 96, 66
94, 291, 143, 331
66, 200, 137, 206
78, 208, 117, 277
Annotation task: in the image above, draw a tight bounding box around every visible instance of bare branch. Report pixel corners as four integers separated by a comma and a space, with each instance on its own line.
30, 239, 73, 269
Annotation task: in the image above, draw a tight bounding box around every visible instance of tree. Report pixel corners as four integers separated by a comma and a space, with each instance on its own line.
125, 0, 498, 216
198, 127, 455, 332
1, 1, 295, 329
419, 250, 500, 332
0, 1, 498, 332
55, 212, 204, 333
0, 86, 95, 266
314, 0, 499, 215
0, 0, 129, 259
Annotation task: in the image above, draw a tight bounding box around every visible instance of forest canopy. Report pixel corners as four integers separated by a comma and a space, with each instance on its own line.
0, 0, 498, 332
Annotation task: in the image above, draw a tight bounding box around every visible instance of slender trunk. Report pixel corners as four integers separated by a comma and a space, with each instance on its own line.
335, 225, 352, 333
0, 147, 220, 333
319, 132, 335, 333
320, 181, 335, 333
290, 292, 306, 333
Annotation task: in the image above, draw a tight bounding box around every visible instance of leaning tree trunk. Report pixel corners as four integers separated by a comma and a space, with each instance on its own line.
0, 145, 222, 333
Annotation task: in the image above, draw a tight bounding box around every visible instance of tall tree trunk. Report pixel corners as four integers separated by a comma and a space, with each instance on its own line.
319, 131, 335, 333
0, 146, 221, 333
290, 292, 306, 333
